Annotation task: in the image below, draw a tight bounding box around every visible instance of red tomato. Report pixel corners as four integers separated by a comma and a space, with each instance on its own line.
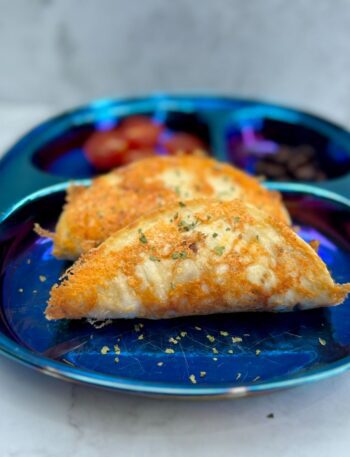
84, 128, 159, 170
84, 129, 130, 170
120, 116, 164, 148
84, 118, 206, 171
162, 133, 207, 155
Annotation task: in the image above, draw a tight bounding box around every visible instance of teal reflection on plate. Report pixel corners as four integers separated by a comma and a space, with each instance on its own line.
2, 94, 350, 213
0, 183, 350, 397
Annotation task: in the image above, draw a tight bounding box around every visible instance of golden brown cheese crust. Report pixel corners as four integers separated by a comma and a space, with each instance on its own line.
47, 199, 350, 320
52, 155, 290, 259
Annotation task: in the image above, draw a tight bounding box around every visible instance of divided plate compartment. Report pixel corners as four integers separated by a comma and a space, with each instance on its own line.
1, 95, 350, 213
0, 95, 350, 396
0, 183, 350, 397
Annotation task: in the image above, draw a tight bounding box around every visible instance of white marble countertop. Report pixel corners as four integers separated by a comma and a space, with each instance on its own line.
0, 103, 350, 457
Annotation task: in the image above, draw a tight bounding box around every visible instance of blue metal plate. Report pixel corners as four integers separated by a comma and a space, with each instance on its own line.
2, 95, 350, 213
1, 183, 350, 397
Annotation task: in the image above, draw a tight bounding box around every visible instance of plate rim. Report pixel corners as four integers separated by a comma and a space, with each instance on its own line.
2, 93, 350, 213
1, 182, 350, 398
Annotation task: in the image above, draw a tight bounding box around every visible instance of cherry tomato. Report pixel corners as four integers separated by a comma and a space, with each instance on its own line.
84, 118, 207, 171
162, 132, 207, 155
84, 129, 130, 170
120, 116, 164, 148
84, 126, 160, 170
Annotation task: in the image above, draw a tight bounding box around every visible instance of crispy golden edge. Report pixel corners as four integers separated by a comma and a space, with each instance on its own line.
47, 198, 350, 320
34, 223, 55, 241
52, 155, 291, 259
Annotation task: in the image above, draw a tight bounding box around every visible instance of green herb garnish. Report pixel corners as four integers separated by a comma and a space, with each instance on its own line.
179, 201, 186, 207
139, 233, 148, 244
214, 246, 225, 256
149, 255, 160, 262
178, 219, 198, 232
172, 251, 187, 260
212, 233, 218, 238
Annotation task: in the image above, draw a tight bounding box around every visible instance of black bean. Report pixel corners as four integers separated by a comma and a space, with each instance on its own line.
294, 164, 318, 180
258, 162, 286, 178
273, 147, 291, 164
287, 152, 313, 171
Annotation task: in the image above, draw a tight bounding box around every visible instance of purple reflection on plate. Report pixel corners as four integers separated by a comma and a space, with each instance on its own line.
1, 185, 350, 394
227, 116, 350, 181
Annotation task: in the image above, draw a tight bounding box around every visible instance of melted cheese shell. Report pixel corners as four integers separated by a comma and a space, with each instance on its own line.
52, 155, 290, 259
46, 199, 350, 320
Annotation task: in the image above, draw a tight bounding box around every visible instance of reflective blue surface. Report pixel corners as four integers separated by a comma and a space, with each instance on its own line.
1, 94, 350, 397
226, 111, 350, 180
1, 183, 350, 397
1, 95, 350, 213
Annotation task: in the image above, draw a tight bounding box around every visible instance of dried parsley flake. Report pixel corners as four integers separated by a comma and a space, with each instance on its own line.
100, 346, 109, 355
214, 246, 225, 256
139, 233, 148, 244
172, 251, 187, 260
319, 337, 327, 346
232, 336, 242, 343
189, 374, 197, 384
